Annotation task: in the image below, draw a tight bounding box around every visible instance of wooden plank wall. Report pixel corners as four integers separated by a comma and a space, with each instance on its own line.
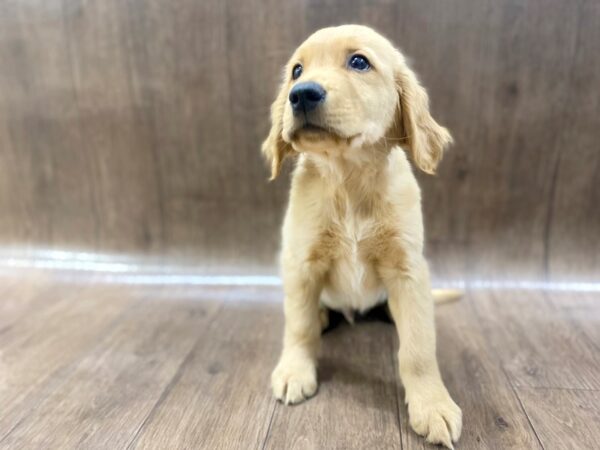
0, 0, 598, 280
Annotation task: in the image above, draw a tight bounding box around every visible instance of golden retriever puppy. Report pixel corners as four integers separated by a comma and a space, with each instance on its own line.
262, 25, 461, 448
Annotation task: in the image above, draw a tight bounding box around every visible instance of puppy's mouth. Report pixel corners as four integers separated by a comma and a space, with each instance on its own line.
290, 121, 347, 142
286, 117, 363, 149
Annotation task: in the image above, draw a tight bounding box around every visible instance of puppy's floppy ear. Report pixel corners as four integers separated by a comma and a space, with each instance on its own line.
394, 53, 452, 174
261, 77, 293, 180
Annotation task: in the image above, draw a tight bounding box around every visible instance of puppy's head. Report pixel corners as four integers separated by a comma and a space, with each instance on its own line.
262, 25, 452, 179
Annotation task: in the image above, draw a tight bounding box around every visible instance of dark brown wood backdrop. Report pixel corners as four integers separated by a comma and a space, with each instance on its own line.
0, 0, 598, 281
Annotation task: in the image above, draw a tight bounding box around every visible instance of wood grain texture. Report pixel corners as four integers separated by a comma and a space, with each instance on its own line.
472, 290, 600, 390
516, 388, 600, 450
550, 292, 600, 351
1, 276, 600, 449
1, 290, 220, 449
0, 1, 598, 281
132, 305, 281, 450
264, 320, 402, 450
0, 283, 137, 441
545, 0, 600, 281
400, 294, 543, 450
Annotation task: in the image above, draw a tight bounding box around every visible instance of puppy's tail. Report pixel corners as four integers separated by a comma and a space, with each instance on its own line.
432, 288, 463, 305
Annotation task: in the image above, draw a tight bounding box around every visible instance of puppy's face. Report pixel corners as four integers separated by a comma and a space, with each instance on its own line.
262, 25, 452, 179
281, 26, 398, 152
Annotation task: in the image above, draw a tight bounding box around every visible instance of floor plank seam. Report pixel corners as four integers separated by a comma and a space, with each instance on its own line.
125, 304, 224, 449
466, 292, 547, 450
0, 298, 143, 444
502, 366, 546, 450
260, 400, 278, 450
514, 385, 600, 392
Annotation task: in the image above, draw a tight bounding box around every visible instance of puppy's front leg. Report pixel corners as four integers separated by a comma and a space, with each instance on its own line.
384, 258, 462, 448
271, 270, 322, 405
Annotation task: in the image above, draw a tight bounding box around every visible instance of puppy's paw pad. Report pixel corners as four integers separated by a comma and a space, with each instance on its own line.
271, 360, 317, 405
408, 394, 462, 449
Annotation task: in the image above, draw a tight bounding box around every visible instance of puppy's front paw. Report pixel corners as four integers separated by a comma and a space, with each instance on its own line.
407, 390, 462, 449
271, 357, 317, 405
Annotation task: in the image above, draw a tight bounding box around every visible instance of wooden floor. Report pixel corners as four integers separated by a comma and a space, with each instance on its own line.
0, 275, 599, 449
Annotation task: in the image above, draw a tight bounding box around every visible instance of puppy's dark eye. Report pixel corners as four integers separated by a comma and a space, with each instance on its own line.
348, 54, 370, 71
292, 64, 303, 80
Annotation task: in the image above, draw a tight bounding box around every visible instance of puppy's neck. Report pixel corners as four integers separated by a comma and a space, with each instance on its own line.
300, 143, 390, 192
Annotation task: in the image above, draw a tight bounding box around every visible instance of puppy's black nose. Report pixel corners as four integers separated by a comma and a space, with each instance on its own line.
289, 82, 326, 114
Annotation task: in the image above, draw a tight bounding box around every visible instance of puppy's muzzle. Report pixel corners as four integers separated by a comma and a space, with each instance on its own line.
289, 82, 326, 115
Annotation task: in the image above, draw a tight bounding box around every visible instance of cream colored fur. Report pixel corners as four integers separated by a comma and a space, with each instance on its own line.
262, 25, 462, 448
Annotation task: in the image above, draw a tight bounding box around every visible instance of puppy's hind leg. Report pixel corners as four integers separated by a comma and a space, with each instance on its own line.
383, 258, 462, 449
271, 268, 323, 405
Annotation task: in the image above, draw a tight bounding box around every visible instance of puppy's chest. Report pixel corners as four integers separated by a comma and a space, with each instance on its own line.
320, 212, 387, 313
